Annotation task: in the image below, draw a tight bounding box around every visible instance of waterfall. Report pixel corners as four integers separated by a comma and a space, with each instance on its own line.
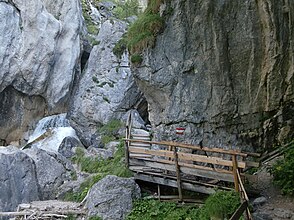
26, 113, 80, 152
28, 113, 70, 142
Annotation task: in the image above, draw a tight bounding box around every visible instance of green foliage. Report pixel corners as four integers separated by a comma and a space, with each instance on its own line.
126, 199, 200, 220
199, 190, 240, 219
113, 35, 127, 58
99, 119, 123, 144
81, 0, 99, 35
269, 144, 294, 196
130, 54, 143, 64
66, 142, 132, 202
127, 191, 240, 220
127, 12, 163, 54
111, 0, 139, 20
64, 174, 104, 202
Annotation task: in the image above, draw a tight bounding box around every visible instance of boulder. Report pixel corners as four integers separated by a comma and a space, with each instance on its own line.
86, 175, 141, 220
59, 136, 83, 159
0, 146, 40, 212
24, 148, 74, 200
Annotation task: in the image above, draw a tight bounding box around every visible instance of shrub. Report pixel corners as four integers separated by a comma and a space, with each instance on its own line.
127, 12, 163, 54
98, 119, 123, 144
269, 143, 294, 196
130, 54, 143, 64
126, 199, 200, 220
199, 190, 240, 219
111, 0, 139, 20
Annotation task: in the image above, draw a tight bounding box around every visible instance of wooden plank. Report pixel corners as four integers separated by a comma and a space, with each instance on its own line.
134, 173, 216, 194
129, 147, 174, 158
125, 139, 248, 157
129, 158, 235, 182
177, 152, 246, 169
134, 169, 233, 191
129, 153, 152, 158
137, 157, 234, 175
130, 143, 151, 147
129, 147, 246, 168
229, 201, 248, 220
173, 147, 183, 201
246, 161, 260, 168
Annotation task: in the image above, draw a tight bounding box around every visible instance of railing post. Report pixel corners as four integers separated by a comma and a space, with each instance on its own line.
173, 146, 183, 202
232, 155, 239, 192
125, 126, 130, 167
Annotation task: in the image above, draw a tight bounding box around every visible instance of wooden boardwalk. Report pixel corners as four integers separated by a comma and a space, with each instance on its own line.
125, 113, 260, 220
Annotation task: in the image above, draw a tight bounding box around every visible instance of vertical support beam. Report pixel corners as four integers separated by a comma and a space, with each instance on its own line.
157, 184, 161, 201
173, 146, 183, 201
232, 155, 239, 192
125, 139, 130, 167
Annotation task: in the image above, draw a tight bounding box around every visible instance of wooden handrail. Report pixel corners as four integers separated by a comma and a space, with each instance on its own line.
125, 138, 260, 157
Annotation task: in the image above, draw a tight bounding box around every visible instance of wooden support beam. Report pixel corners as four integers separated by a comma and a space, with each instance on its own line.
173, 147, 183, 201
229, 201, 249, 220
129, 158, 235, 182
232, 155, 239, 192
133, 173, 216, 194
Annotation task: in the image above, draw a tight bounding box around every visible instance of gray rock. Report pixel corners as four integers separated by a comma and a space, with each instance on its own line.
87, 141, 119, 159
123, 110, 146, 129
274, 208, 293, 219
133, 0, 294, 149
68, 19, 143, 146
24, 148, 74, 200
0, 0, 83, 143
86, 175, 141, 220
0, 146, 40, 212
0, 86, 46, 145
253, 197, 267, 207
59, 136, 83, 158
253, 212, 273, 220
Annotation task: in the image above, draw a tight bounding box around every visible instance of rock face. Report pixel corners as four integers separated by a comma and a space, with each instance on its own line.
0, 0, 83, 143
133, 0, 294, 150
86, 175, 141, 220
0, 146, 40, 212
68, 19, 143, 146
0, 86, 46, 145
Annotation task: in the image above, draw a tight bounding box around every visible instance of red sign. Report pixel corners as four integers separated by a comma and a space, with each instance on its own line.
176, 127, 185, 135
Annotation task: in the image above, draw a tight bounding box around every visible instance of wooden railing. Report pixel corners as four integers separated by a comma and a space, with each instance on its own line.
125, 113, 259, 219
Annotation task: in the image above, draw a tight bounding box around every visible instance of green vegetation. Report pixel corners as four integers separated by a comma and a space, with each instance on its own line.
127, 11, 163, 54
126, 199, 199, 220
112, 0, 167, 63
66, 141, 132, 202
111, 0, 139, 20
130, 54, 143, 64
81, 0, 99, 35
98, 119, 123, 144
199, 190, 240, 219
269, 142, 294, 196
89, 216, 103, 220
113, 35, 127, 58
127, 190, 241, 220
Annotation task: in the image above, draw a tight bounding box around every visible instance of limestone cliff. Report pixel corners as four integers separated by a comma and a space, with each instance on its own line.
133, 0, 294, 150
0, 0, 83, 144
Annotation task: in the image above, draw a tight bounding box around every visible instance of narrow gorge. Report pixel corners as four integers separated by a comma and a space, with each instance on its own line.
0, 0, 293, 219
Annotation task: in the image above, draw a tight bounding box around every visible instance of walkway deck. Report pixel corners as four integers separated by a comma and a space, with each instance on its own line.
124, 113, 261, 219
